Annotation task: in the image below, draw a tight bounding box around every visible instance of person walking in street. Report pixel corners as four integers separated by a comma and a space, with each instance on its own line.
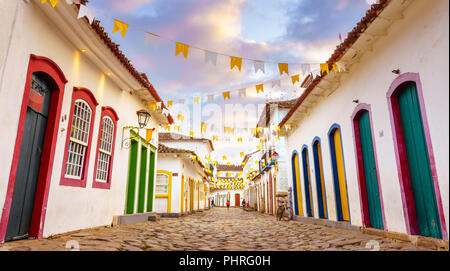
242, 199, 246, 210
211, 198, 214, 208
226, 199, 230, 210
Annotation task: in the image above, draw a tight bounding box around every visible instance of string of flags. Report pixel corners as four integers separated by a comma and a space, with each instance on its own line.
42, 0, 345, 80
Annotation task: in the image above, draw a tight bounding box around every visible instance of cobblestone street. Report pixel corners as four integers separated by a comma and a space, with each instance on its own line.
0, 208, 442, 251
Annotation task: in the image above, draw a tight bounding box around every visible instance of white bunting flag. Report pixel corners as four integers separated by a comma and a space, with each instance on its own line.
238, 88, 246, 97
272, 80, 281, 88
145, 33, 159, 48
156, 102, 162, 110
162, 108, 169, 116
77, 4, 96, 24
178, 99, 185, 104
311, 63, 321, 77
253, 61, 265, 74
207, 94, 215, 102
204, 51, 218, 66
301, 64, 311, 76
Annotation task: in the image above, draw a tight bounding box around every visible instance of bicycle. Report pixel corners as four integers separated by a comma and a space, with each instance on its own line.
276, 200, 293, 221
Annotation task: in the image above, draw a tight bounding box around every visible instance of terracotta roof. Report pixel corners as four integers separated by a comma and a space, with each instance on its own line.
216, 164, 243, 172
75, 4, 173, 124
158, 133, 214, 151
157, 144, 207, 172
279, 0, 390, 128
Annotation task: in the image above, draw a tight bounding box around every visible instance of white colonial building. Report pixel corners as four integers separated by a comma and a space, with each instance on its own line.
0, 1, 172, 242
279, 0, 448, 240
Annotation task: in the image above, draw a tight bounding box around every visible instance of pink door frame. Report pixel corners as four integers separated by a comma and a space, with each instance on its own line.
387, 72, 447, 240
0, 55, 67, 243
351, 103, 386, 229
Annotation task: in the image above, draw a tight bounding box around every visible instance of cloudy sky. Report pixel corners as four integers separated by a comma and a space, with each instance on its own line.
87, 0, 375, 163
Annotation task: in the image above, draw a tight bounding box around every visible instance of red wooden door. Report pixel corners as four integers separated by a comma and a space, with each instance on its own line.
235, 193, 240, 207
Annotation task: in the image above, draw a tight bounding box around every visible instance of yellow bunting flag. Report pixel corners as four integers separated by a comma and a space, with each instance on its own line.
42, 0, 59, 8
175, 42, 190, 59
230, 56, 242, 71
250, 128, 256, 135
257, 127, 263, 132
201, 122, 207, 133
256, 84, 264, 94
278, 63, 289, 75
227, 162, 231, 166
189, 131, 194, 137
149, 102, 156, 111
260, 136, 266, 142
320, 63, 330, 75
192, 155, 197, 160
237, 137, 243, 143
257, 145, 262, 150
146, 128, 155, 143
165, 125, 171, 131
240, 152, 244, 157
213, 135, 219, 141
333, 64, 339, 74
112, 20, 129, 38
174, 125, 180, 132
291, 74, 300, 85
193, 97, 200, 104
167, 101, 173, 108
222, 91, 231, 100
223, 156, 227, 161
177, 114, 184, 122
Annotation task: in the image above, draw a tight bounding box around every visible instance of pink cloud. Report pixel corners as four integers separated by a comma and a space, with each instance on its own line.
110, 0, 153, 13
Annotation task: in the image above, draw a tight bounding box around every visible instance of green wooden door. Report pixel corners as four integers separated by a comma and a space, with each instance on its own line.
398, 82, 441, 238
137, 146, 148, 213
146, 149, 156, 212
126, 139, 139, 214
358, 111, 383, 229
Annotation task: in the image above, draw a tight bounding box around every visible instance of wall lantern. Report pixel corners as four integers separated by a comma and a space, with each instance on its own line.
121, 109, 152, 149
136, 109, 151, 128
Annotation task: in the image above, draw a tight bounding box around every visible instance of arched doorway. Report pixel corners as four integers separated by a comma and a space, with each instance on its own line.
387, 73, 446, 239
312, 138, 327, 219
0, 55, 67, 242
352, 105, 384, 229
291, 151, 303, 216
328, 124, 350, 222
301, 146, 314, 217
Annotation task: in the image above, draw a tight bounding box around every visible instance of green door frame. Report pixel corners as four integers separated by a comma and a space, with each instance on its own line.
137, 143, 148, 213
146, 147, 156, 212
125, 136, 139, 214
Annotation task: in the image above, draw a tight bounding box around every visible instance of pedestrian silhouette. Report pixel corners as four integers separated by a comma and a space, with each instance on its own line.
226, 200, 230, 210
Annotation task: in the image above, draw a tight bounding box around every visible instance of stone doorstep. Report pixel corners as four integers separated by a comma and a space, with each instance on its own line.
112, 212, 160, 226
159, 213, 181, 218
361, 227, 449, 250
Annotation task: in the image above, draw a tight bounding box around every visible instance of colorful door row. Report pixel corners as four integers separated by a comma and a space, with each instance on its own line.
290, 76, 445, 239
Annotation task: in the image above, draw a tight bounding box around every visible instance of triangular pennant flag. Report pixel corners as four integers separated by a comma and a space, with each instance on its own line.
146, 128, 155, 143
272, 80, 281, 88
301, 64, 311, 75
165, 125, 171, 131
240, 152, 244, 157
230, 56, 242, 71
145, 32, 159, 48
177, 114, 184, 122
238, 88, 246, 97
207, 94, 214, 102
156, 102, 162, 110
174, 125, 180, 132
222, 91, 231, 100
253, 61, 265, 74
291, 74, 300, 85
189, 131, 194, 137
237, 137, 243, 143
201, 122, 207, 133
149, 102, 156, 111
320, 63, 330, 75
278, 63, 289, 75
193, 97, 200, 104
42, 0, 60, 8
256, 84, 264, 94
204, 51, 218, 66
175, 42, 190, 59
336, 62, 346, 72
112, 19, 129, 38
77, 4, 96, 24
167, 101, 173, 108
162, 108, 169, 116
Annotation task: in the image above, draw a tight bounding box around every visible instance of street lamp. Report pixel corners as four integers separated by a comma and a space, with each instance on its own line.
136, 109, 151, 128
121, 109, 152, 149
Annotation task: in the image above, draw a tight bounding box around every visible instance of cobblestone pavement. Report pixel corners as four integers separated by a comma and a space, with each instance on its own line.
0, 208, 442, 251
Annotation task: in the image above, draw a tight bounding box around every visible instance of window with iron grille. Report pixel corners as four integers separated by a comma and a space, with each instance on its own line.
95, 116, 114, 182
64, 100, 92, 178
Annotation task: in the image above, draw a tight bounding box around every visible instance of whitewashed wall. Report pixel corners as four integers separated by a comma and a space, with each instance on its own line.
0, 2, 163, 237
285, 0, 449, 236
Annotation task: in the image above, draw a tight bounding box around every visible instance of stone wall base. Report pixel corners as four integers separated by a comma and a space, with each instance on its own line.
112, 212, 160, 226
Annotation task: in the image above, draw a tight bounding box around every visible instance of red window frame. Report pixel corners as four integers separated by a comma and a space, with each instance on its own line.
92, 106, 119, 189
60, 87, 98, 187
